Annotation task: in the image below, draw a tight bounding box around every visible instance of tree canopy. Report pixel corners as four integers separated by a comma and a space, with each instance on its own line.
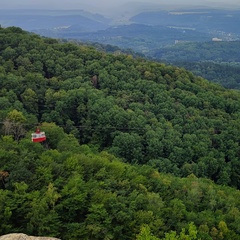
1, 26, 240, 239
153, 41, 240, 89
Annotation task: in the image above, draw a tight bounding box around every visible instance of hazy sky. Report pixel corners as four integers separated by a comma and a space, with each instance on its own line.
1, 0, 240, 14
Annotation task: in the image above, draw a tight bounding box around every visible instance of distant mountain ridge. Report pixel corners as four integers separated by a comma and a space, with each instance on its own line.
0, 9, 111, 32
130, 9, 240, 35
1, 8, 240, 60
53, 23, 210, 54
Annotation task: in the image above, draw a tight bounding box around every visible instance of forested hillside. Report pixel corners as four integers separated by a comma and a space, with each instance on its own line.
1, 26, 240, 239
2, 134, 240, 239
153, 41, 240, 89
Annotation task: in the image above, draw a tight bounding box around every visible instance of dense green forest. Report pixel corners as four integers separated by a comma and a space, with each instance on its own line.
2, 134, 240, 239
152, 41, 240, 89
1, 26, 240, 239
171, 61, 240, 90
153, 42, 240, 62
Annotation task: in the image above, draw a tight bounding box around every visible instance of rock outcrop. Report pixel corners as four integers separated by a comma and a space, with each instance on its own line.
0, 233, 60, 240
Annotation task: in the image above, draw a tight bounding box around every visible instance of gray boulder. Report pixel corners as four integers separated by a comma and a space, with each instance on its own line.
0, 233, 60, 240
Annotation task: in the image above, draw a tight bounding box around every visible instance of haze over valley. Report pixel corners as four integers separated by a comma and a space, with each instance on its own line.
1, 1, 240, 89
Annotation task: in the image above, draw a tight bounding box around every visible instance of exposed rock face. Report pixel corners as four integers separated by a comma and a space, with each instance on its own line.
0, 233, 61, 240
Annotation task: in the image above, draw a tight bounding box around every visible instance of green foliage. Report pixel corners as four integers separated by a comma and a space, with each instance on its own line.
111, 132, 143, 164
162, 222, 198, 240
153, 41, 240, 89
137, 225, 160, 240
1, 26, 240, 188
155, 42, 240, 63
1, 134, 240, 239
3, 109, 27, 141
2, 26, 240, 239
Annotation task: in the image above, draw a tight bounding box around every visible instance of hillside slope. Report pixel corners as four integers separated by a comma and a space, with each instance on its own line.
1, 133, 240, 239
152, 41, 240, 89
1, 26, 240, 189
1, 25, 240, 240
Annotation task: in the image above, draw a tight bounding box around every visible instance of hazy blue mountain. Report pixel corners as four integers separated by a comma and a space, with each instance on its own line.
33, 23, 211, 54
0, 9, 111, 32
130, 9, 240, 35
1, 8, 240, 55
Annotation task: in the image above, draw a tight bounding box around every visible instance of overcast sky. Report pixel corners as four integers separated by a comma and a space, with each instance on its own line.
1, 0, 240, 14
